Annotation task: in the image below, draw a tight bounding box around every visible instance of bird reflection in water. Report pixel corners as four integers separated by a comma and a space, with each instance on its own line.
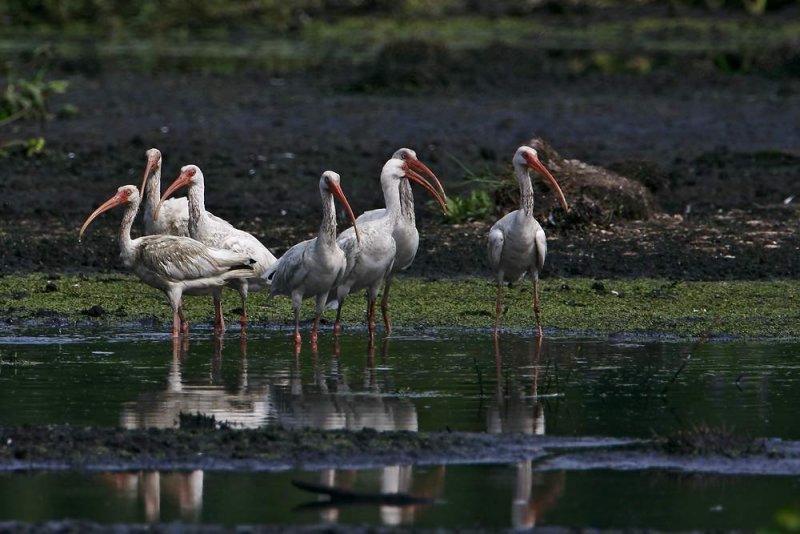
293, 339, 446, 527
120, 334, 268, 430
98, 470, 204, 523
491, 336, 565, 529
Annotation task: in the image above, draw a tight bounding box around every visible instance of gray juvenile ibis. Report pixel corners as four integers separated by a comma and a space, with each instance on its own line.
332, 158, 447, 340
140, 148, 190, 236
158, 165, 277, 332
79, 185, 256, 338
265, 171, 360, 348
355, 148, 447, 334
487, 146, 569, 337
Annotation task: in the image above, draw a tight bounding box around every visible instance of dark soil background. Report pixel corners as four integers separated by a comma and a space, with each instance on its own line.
1, 9, 798, 281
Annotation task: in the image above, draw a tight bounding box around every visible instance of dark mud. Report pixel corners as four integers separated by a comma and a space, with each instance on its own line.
2, 424, 798, 477
0, 424, 631, 472
1, 59, 798, 280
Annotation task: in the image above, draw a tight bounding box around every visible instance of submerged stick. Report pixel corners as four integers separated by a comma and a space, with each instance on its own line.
291, 479, 435, 506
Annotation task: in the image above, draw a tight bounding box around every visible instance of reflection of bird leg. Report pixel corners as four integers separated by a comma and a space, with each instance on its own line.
211, 334, 224, 382
171, 334, 189, 359
367, 340, 376, 368
213, 290, 225, 335
172, 336, 182, 359
141, 471, 161, 522
239, 333, 247, 359
530, 335, 542, 399
532, 272, 542, 338
494, 335, 502, 378
213, 333, 224, 359
493, 283, 504, 337
381, 336, 390, 365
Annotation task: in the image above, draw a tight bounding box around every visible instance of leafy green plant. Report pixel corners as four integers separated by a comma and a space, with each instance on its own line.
441, 189, 494, 223
432, 151, 510, 223
0, 47, 73, 157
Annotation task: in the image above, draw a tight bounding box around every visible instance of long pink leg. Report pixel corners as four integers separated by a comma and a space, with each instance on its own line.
178, 305, 189, 335
366, 293, 376, 343
292, 303, 302, 349
311, 314, 320, 346
333, 299, 345, 336
380, 275, 393, 335
172, 309, 181, 338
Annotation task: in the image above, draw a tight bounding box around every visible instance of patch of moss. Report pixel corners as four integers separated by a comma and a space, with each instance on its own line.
1, 274, 798, 338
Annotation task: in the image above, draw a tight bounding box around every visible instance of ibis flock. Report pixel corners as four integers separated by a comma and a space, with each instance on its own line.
79, 146, 569, 346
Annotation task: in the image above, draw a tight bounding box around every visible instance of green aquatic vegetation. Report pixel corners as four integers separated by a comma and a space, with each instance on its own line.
0, 48, 74, 157
0, 274, 798, 338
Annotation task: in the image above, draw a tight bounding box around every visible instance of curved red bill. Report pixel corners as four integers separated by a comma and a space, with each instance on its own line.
406, 158, 447, 202
155, 170, 192, 220
79, 189, 129, 241
140, 152, 160, 196
327, 180, 361, 243
405, 168, 448, 213
523, 151, 569, 212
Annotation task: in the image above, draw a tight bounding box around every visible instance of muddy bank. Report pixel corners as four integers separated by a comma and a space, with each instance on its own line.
2, 424, 798, 477
1, 65, 799, 280
0, 424, 632, 472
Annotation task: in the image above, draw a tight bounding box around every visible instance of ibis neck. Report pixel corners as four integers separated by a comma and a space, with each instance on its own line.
119, 195, 140, 261
517, 166, 534, 216
144, 169, 161, 223
381, 176, 402, 221
186, 181, 208, 232
318, 191, 338, 247
398, 178, 415, 224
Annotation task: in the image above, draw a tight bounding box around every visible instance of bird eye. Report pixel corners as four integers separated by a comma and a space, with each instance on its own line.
188, 168, 196, 177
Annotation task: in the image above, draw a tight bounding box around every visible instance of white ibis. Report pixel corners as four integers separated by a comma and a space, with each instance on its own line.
140, 148, 190, 236
79, 185, 256, 338
158, 165, 277, 332
332, 158, 447, 339
265, 171, 360, 348
355, 148, 447, 334
488, 146, 569, 337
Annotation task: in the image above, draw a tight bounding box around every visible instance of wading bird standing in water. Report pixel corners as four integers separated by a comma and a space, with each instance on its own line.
265, 171, 360, 350
158, 165, 277, 333
358, 148, 446, 335
332, 158, 447, 341
488, 146, 569, 337
79, 185, 256, 338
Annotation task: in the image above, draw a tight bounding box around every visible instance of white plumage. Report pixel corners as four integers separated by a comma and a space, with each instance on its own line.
140, 148, 190, 237
353, 148, 447, 334
488, 146, 569, 337
266, 171, 360, 348
79, 185, 256, 338
332, 158, 446, 339
158, 165, 277, 332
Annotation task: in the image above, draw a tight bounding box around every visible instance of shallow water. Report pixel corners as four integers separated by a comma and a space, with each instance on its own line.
0, 465, 797, 530
1, 327, 799, 529
0, 327, 798, 439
